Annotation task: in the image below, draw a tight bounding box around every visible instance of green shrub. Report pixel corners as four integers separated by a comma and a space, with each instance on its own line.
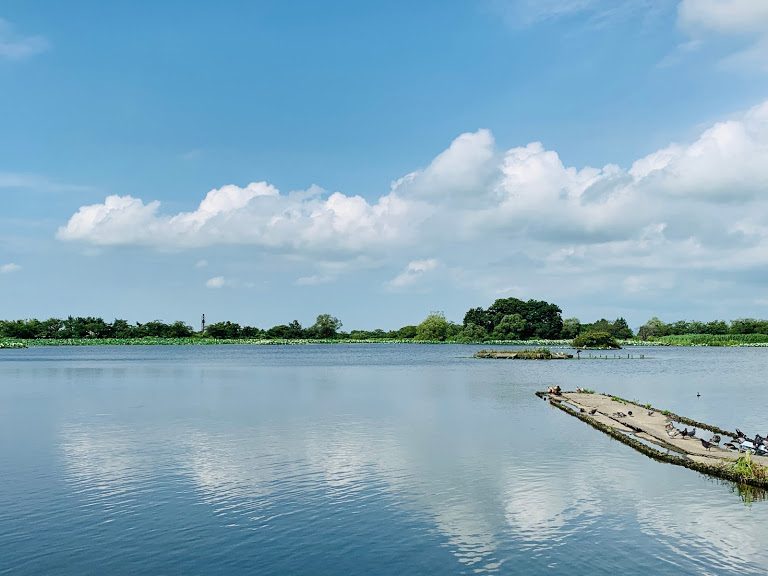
572, 331, 621, 349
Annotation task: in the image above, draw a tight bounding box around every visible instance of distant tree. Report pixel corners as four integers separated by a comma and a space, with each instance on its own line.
460, 322, 488, 342
206, 321, 241, 339
309, 314, 342, 339
286, 320, 305, 339
111, 319, 135, 338
572, 331, 621, 349
637, 317, 667, 340
266, 324, 292, 339
462, 307, 491, 332
167, 321, 195, 337
705, 320, 729, 335
415, 312, 450, 341
241, 325, 264, 338
560, 317, 581, 339
492, 313, 526, 340
729, 318, 768, 334
394, 325, 418, 339
611, 317, 633, 339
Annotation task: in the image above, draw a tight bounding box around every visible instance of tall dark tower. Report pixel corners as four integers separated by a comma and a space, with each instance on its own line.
201, 313, 206, 334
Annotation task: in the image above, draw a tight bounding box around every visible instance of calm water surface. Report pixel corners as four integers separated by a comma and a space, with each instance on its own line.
1, 344, 767, 575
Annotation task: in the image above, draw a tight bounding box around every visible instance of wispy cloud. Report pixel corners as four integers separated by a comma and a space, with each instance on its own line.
488, 0, 667, 29
0, 171, 90, 193
388, 259, 439, 290
675, 0, 768, 71
295, 274, 334, 286
0, 18, 48, 61
0, 263, 21, 274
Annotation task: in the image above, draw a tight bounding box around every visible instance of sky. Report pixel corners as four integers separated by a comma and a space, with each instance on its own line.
3, 0, 768, 331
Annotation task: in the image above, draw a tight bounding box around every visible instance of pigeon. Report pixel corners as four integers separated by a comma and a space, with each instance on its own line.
589, 408, 597, 415
710, 434, 721, 444
648, 411, 654, 417
700, 438, 712, 451
681, 427, 689, 437
690, 428, 696, 438
627, 410, 633, 416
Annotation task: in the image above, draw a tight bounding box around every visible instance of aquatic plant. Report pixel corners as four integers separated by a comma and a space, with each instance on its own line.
652, 333, 768, 346
731, 453, 768, 482
0, 339, 27, 349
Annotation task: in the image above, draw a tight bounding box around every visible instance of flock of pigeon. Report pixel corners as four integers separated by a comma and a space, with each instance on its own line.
665, 421, 768, 455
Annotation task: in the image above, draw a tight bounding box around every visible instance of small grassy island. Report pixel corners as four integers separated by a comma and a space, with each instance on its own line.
571, 331, 621, 349
474, 348, 573, 360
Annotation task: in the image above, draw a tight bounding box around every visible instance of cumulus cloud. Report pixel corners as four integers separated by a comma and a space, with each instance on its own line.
205, 276, 227, 289
0, 263, 21, 274
677, 0, 768, 70
58, 181, 430, 252
58, 100, 768, 304
388, 259, 439, 289
0, 18, 48, 60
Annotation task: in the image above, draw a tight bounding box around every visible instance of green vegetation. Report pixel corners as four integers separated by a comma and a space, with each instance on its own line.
637, 317, 768, 340
463, 298, 565, 340
572, 332, 621, 349
652, 333, 768, 346
731, 453, 768, 483
474, 348, 572, 359
5, 302, 768, 346
514, 348, 560, 359
0, 339, 27, 349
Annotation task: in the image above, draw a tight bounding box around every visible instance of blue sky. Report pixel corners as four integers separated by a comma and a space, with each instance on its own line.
3, 0, 768, 330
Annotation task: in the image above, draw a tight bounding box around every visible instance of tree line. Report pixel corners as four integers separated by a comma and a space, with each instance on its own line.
3, 299, 767, 342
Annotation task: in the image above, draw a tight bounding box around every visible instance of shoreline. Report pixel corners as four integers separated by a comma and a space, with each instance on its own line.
3, 337, 768, 348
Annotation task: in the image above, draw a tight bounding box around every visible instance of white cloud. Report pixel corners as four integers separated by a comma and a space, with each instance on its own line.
677, 0, 768, 70
58, 182, 430, 252
57, 100, 768, 306
205, 276, 227, 289
388, 259, 439, 289
194, 259, 208, 268
0, 263, 20, 274
489, 0, 664, 29
0, 18, 48, 60
678, 0, 768, 35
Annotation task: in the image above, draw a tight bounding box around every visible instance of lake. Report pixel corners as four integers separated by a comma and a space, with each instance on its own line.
1, 344, 767, 575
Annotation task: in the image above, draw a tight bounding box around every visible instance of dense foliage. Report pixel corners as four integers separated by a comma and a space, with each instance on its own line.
572, 332, 621, 349
636, 317, 768, 340
4, 305, 768, 346
462, 298, 564, 340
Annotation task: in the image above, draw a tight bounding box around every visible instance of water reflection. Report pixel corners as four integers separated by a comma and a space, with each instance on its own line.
42, 345, 768, 575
